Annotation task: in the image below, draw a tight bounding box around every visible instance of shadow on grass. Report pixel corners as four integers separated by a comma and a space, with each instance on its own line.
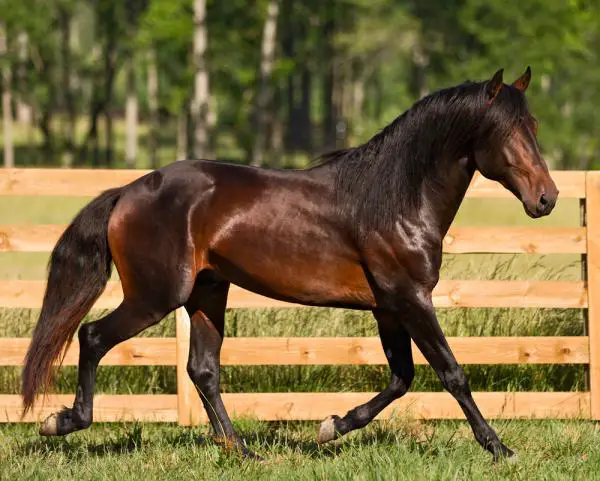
13, 420, 461, 464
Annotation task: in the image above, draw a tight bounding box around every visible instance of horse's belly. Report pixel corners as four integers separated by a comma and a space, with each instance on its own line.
207, 245, 376, 309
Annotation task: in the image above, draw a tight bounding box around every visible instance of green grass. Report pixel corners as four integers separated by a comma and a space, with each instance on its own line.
1, 420, 599, 480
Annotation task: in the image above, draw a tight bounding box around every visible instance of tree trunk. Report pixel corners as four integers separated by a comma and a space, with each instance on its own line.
373, 68, 383, 120
16, 32, 32, 126
147, 48, 159, 168
69, 16, 81, 105
332, 62, 347, 149
125, 55, 138, 168
299, 67, 313, 152
176, 103, 189, 161
268, 82, 284, 163
352, 65, 365, 120
105, 110, 113, 166
321, 4, 336, 151
103, 30, 118, 167
281, 0, 297, 153
251, 0, 279, 167
346, 60, 364, 145
79, 37, 118, 166
191, 0, 210, 159
411, 41, 428, 99
0, 23, 14, 168
60, 8, 75, 167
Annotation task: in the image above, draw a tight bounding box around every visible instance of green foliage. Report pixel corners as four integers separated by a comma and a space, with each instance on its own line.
1, 0, 600, 167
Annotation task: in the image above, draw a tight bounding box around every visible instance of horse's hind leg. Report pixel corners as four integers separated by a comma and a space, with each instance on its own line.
39, 300, 171, 436
184, 275, 258, 458
318, 309, 414, 443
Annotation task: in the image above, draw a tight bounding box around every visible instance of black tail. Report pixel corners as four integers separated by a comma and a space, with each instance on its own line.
22, 187, 122, 414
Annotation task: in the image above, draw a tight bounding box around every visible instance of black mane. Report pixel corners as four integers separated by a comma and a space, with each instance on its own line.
316, 80, 528, 237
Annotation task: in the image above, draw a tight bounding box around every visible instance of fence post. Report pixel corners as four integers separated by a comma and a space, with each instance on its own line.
586, 171, 600, 420
175, 307, 203, 425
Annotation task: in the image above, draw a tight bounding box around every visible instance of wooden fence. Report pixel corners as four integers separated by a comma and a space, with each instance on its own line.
0, 168, 598, 424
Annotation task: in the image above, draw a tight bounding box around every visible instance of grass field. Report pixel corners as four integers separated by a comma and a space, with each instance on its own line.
0, 187, 596, 479
1, 420, 599, 480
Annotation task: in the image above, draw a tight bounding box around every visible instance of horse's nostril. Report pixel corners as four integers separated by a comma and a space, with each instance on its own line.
539, 193, 548, 206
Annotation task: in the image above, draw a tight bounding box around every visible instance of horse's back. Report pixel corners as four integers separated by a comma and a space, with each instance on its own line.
107, 160, 375, 309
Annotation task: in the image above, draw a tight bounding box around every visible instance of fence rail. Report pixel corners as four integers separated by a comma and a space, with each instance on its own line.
0, 336, 590, 366
0, 168, 598, 424
0, 279, 588, 309
0, 225, 588, 254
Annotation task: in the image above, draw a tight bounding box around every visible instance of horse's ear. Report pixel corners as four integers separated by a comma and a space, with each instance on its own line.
512, 66, 532, 92
486, 68, 504, 102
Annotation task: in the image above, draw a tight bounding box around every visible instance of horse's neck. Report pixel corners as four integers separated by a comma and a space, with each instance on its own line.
420, 155, 477, 238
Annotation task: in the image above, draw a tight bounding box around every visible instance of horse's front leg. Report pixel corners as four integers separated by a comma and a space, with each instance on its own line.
398, 290, 514, 462
317, 309, 415, 443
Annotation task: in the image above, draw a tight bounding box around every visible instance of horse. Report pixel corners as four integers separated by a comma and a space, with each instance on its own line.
22, 67, 557, 462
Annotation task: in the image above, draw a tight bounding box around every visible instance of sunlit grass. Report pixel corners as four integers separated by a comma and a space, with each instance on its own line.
0, 420, 598, 480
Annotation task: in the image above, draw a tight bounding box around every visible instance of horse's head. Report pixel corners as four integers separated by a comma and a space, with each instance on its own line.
473, 67, 558, 218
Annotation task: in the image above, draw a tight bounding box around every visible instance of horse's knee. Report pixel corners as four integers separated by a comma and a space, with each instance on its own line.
187, 360, 219, 397
441, 364, 469, 395
389, 367, 414, 398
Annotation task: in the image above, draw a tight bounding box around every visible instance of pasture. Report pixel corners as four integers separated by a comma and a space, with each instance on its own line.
1, 421, 599, 480
0, 176, 598, 479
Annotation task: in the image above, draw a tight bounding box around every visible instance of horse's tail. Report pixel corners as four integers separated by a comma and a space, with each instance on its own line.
22, 187, 122, 414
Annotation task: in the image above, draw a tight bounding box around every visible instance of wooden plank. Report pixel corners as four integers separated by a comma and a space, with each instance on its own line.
0, 280, 126, 309
0, 169, 586, 198
175, 307, 203, 426
218, 392, 591, 421
0, 225, 63, 252
0, 336, 588, 367
466, 171, 586, 199
219, 336, 590, 366
0, 279, 588, 309
1, 224, 587, 254
0, 394, 177, 423
0, 337, 176, 366
586, 171, 600, 419
0, 169, 149, 196
433, 280, 587, 309
0, 392, 589, 423
443, 227, 587, 254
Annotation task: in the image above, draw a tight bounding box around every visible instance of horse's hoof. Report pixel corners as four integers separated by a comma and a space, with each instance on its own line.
242, 448, 265, 462
39, 413, 59, 436
493, 447, 517, 464
317, 416, 338, 444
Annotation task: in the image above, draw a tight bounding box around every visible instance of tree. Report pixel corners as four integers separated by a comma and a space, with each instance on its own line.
15, 32, 32, 126
146, 48, 159, 167
191, 0, 210, 159
251, 0, 279, 166
58, 2, 75, 167
125, 55, 138, 168
124, 0, 148, 168
0, 21, 14, 168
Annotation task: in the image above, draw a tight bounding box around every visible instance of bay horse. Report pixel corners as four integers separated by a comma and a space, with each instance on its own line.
22, 67, 557, 462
